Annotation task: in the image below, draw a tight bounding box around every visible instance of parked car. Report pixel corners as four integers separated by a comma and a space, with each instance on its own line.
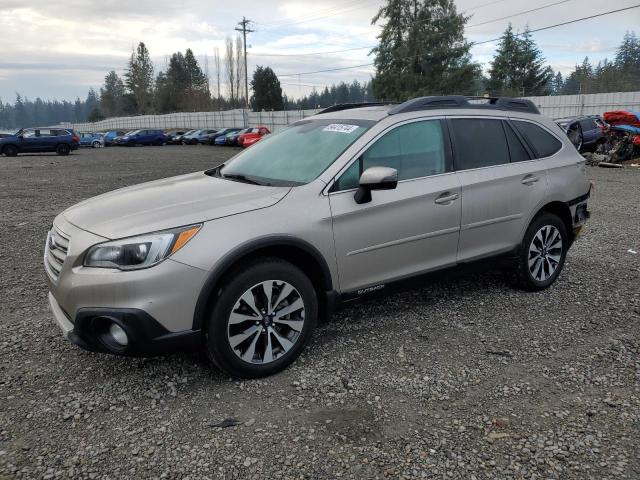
555, 116, 605, 152
115, 129, 168, 146
181, 129, 216, 145
0, 132, 14, 138
102, 131, 127, 146
197, 129, 221, 144
213, 128, 242, 145
1, 127, 79, 156
44, 96, 591, 378
170, 130, 195, 145
226, 128, 252, 146
78, 132, 104, 148
238, 126, 271, 148
209, 128, 242, 145
165, 130, 188, 145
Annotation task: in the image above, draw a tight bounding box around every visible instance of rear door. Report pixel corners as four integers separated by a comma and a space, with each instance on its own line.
329, 118, 461, 293
451, 117, 548, 262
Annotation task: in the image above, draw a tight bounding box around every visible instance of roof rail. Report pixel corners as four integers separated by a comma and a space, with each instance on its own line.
388, 95, 540, 115
317, 102, 397, 115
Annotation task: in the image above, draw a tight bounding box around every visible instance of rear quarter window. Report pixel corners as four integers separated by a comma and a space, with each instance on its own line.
513, 121, 562, 158
450, 118, 510, 170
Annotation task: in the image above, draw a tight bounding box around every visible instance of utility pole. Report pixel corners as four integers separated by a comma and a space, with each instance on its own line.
235, 17, 254, 109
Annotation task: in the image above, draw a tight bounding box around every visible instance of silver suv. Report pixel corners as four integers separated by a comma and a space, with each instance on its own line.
45, 96, 591, 378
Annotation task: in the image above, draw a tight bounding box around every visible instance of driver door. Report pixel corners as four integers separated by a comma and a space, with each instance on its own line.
328, 119, 461, 294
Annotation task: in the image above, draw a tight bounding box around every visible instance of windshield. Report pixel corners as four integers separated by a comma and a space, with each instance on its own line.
219, 119, 373, 186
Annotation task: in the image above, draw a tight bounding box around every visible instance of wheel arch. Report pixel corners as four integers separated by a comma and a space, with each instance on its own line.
2, 143, 19, 154
533, 201, 574, 243
192, 236, 334, 331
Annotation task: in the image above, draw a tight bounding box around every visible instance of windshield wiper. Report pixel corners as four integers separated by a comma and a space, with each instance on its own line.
222, 173, 264, 185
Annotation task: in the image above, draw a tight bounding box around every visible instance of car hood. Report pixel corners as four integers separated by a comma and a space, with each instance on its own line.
62, 171, 291, 239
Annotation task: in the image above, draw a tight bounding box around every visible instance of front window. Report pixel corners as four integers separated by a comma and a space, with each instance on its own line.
218, 119, 373, 186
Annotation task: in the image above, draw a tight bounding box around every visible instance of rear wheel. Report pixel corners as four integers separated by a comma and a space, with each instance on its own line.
3, 145, 18, 157
206, 258, 317, 378
92, 141, 102, 148
515, 213, 568, 291
56, 144, 70, 156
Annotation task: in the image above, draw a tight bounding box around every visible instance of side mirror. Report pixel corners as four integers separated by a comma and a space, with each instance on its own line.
354, 167, 398, 204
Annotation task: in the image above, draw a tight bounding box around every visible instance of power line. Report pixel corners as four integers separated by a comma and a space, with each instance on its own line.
252, 0, 572, 58
278, 3, 640, 77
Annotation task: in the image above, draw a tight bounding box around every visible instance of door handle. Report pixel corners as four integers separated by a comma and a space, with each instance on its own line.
521, 175, 539, 185
434, 192, 459, 205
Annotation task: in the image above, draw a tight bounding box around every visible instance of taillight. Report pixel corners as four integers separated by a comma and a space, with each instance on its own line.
72, 134, 80, 142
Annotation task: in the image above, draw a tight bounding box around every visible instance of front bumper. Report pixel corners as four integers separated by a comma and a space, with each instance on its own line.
48, 293, 201, 355
46, 215, 208, 355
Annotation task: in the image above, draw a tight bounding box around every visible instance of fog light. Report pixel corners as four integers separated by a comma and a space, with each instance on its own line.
109, 323, 129, 346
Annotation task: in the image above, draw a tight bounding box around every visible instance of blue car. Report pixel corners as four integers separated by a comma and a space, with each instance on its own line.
555, 116, 605, 152
115, 129, 168, 146
102, 130, 126, 146
210, 128, 241, 145
78, 132, 104, 148
0, 127, 79, 156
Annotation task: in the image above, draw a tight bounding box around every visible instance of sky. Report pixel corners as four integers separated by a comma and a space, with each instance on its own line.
0, 0, 639, 103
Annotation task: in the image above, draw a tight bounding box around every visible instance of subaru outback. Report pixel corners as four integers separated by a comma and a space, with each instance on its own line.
45, 96, 591, 378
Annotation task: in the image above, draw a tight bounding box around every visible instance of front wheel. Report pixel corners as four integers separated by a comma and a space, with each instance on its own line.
56, 144, 70, 156
3, 145, 18, 157
92, 141, 103, 148
515, 213, 568, 291
206, 258, 317, 378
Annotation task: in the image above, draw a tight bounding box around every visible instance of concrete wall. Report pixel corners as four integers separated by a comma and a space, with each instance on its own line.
68, 91, 640, 133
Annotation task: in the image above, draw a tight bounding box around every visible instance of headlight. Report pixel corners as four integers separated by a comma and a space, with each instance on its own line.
84, 224, 201, 270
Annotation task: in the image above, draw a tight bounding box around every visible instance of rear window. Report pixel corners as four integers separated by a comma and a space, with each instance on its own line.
513, 121, 562, 158
450, 118, 510, 170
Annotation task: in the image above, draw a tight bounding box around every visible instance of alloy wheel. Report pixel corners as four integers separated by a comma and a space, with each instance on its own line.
528, 225, 563, 282
227, 280, 305, 365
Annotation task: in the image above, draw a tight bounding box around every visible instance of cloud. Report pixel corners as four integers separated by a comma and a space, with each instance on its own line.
0, 0, 638, 101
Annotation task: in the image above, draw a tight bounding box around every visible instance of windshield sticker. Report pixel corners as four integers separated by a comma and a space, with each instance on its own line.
323, 124, 360, 134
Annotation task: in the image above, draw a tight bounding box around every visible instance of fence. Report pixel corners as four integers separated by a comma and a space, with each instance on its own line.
68, 91, 640, 133
70, 109, 320, 133
523, 91, 640, 118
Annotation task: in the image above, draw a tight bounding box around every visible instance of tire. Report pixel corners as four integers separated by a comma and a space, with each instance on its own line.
3, 145, 18, 157
92, 141, 102, 148
56, 144, 70, 156
205, 258, 318, 378
515, 213, 568, 291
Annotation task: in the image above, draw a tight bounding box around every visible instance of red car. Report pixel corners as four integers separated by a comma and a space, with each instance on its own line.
238, 126, 270, 148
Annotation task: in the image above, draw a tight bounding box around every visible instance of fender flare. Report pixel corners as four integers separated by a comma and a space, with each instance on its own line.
192, 235, 333, 331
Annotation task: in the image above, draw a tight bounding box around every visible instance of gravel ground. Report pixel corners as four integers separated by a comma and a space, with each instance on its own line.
1, 146, 639, 479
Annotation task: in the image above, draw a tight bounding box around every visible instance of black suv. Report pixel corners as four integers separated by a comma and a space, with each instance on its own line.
0, 128, 80, 156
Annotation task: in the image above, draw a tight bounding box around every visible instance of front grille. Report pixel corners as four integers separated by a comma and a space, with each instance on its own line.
45, 225, 70, 280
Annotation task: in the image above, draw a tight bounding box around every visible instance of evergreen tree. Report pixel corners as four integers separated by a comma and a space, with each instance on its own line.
250, 66, 284, 111
371, 0, 479, 100
124, 42, 154, 114
100, 71, 126, 117
615, 31, 640, 91
155, 49, 211, 113
14, 94, 30, 126
562, 57, 593, 94
487, 25, 553, 96
552, 71, 564, 95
